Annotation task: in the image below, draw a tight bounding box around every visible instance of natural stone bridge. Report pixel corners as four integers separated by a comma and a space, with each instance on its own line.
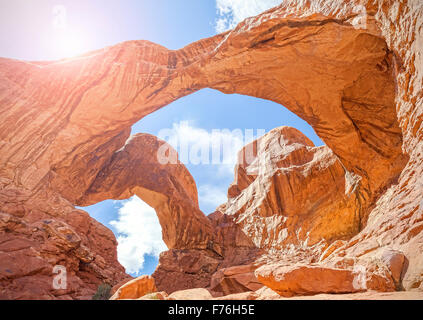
0, 0, 422, 299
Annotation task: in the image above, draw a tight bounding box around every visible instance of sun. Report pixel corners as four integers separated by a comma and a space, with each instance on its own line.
53, 28, 86, 59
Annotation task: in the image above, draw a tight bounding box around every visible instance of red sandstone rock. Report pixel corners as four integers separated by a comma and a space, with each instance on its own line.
152, 249, 222, 294
0, 209, 128, 299
223, 127, 361, 248
0, 0, 422, 299
110, 277, 134, 296
255, 263, 367, 296
78, 133, 217, 252
255, 250, 402, 297
210, 264, 263, 296
380, 249, 406, 288
168, 288, 213, 300
110, 275, 156, 300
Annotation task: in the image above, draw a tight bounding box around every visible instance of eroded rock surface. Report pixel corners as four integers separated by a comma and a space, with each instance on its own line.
210, 264, 263, 296
256, 264, 367, 296
78, 133, 216, 251
0, 206, 128, 299
255, 259, 397, 297
223, 126, 362, 248
110, 275, 156, 300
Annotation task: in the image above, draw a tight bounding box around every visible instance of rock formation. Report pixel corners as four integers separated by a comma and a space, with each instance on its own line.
209, 264, 263, 296
0, 0, 422, 299
110, 275, 156, 300
224, 126, 361, 248
78, 133, 217, 252
0, 205, 128, 299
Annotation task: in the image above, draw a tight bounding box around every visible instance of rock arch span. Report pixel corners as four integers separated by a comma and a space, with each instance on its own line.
1, 1, 422, 298
0, 3, 406, 239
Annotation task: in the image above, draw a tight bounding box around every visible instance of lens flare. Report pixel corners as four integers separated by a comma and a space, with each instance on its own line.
53, 29, 85, 59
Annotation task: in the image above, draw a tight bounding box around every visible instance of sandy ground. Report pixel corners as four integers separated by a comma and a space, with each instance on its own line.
274, 291, 423, 300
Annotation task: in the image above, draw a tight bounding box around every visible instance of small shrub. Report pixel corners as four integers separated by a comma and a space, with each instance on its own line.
92, 283, 112, 300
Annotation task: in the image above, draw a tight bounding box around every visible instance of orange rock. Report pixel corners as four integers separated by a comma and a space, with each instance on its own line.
110, 277, 134, 296
78, 133, 216, 251
152, 249, 221, 294
210, 264, 263, 296
0, 1, 405, 204
110, 275, 157, 300
0, 0, 422, 299
255, 263, 367, 296
168, 288, 213, 300
224, 127, 361, 248
256, 255, 400, 297
380, 249, 406, 289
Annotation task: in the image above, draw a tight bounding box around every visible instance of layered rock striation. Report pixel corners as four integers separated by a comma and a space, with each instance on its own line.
224, 126, 362, 248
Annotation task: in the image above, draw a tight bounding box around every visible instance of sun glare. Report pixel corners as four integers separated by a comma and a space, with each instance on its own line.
53, 28, 86, 59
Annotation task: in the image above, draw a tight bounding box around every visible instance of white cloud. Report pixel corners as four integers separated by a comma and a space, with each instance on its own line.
157, 121, 267, 212
110, 196, 166, 275
215, 0, 282, 33
158, 121, 248, 172
158, 121, 265, 212
198, 184, 228, 210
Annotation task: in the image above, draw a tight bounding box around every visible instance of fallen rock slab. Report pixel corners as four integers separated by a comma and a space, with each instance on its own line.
255, 264, 366, 297
210, 264, 263, 296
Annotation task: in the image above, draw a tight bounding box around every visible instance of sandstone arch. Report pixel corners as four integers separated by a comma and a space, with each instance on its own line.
1, 0, 422, 298
0, 2, 406, 233
77, 133, 218, 252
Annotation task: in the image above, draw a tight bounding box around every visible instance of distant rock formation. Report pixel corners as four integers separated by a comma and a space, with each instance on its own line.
224, 126, 361, 248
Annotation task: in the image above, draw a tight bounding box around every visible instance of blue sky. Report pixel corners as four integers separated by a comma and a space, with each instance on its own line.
1, 0, 323, 276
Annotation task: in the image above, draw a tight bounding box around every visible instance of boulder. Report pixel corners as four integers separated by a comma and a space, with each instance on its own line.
168, 288, 213, 300
210, 264, 263, 296
255, 263, 367, 297
110, 275, 156, 300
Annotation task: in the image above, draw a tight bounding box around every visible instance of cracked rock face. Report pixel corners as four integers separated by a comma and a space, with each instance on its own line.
0, 206, 128, 299
223, 126, 362, 249
1, 0, 422, 299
